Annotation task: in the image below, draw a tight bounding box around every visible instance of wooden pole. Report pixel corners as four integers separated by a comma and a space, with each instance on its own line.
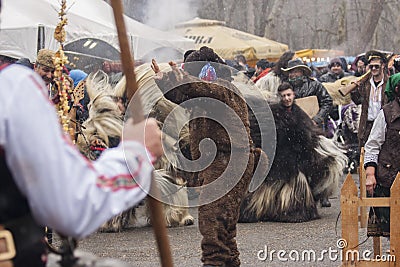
341, 173, 359, 266
110, 1, 173, 266
389, 172, 400, 266
359, 147, 368, 228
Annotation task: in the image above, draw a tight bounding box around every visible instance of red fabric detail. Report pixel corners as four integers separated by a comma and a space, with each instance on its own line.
90, 146, 106, 151
0, 63, 10, 71
96, 156, 144, 191
253, 68, 271, 83
61, 135, 145, 192
62, 66, 70, 75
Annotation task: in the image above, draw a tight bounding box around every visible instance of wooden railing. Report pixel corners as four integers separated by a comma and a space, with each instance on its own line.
341, 169, 400, 266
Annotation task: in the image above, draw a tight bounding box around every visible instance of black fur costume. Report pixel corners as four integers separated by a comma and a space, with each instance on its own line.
240, 102, 346, 223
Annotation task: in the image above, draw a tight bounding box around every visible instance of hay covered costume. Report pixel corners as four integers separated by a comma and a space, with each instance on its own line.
154, 47, 256, 267
240, 100, 347, 223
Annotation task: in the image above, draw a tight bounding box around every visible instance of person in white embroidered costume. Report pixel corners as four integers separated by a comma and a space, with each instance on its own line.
0, 63, 162, 238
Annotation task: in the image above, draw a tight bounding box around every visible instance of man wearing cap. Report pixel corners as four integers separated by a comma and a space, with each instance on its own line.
34, 49, 55, 87
351, 50, 389, 148
319, 57, 351, 83
282, 58, 333, 129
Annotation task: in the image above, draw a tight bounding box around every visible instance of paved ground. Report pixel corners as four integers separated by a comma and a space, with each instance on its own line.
48, 174, 391, 267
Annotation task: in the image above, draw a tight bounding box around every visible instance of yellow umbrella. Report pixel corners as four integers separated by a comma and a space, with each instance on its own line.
175, 17, 289, 63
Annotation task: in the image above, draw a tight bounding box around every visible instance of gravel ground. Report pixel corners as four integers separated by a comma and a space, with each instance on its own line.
48, 174, 391, 267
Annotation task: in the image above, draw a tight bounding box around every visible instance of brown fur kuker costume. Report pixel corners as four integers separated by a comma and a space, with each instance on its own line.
240, 102, 347, 223
154, 46, 258, 267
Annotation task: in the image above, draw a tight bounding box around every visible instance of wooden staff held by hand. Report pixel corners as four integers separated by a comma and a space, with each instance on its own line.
110, 1, 173, 266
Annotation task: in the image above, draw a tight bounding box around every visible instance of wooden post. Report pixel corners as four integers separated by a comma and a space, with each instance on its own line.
373, 237, 382, 258
389, 173, 400, 266
341, 173, 359, 266
340, 172, 400, 267
359, 147, 368, 228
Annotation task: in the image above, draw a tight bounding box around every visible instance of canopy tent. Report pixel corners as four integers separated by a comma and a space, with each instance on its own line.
64, 38, 121, 61
295, 49, 345, 63
0, 0, 194, 62
174, 18, 289, 64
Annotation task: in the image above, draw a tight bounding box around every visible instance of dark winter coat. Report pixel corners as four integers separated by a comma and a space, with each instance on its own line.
292, 77, 333, 125
319, 71, 351, 83
351, 74, 389, 147
377, 99, 400, 188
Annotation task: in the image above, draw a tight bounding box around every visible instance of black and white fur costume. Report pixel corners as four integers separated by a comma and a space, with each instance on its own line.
240, 102, 347, 223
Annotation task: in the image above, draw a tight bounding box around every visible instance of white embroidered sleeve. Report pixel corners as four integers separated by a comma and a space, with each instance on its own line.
364, 110, 386, 164
1, 65, 152, 238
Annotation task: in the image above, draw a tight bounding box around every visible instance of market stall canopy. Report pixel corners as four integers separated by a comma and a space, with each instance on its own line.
0, 0, 194, 62
295, 49, 345, 63
174, 17, 289, 63
64, 38, 121, 61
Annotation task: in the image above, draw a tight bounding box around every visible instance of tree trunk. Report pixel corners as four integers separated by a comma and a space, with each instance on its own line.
226, 0, 241, 24
355, 0, 385, 53
246, 0, 256, 34
337, 1, 347, 46
263, 0, 284, 40
254, 0, 269, 36
216, 0, 225, 21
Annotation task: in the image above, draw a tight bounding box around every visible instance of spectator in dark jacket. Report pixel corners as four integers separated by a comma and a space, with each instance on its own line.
319, 57, 351, 83
282, 58, 333, 127
354, 55, 368, 77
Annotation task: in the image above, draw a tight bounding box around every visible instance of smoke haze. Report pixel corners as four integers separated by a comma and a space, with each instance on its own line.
143, 0, 198, 31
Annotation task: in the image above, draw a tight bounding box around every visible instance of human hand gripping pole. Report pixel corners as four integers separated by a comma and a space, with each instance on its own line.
110, 1, 173, 266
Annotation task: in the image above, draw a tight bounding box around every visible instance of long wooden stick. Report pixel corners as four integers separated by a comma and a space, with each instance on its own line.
110, 1, 173, 266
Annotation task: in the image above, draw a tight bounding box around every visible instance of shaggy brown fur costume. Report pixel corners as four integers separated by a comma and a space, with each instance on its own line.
154, 54, 256, 266
240, 103, 347, 223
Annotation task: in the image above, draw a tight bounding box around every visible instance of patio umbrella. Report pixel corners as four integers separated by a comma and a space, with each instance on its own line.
174, 17, 288, 64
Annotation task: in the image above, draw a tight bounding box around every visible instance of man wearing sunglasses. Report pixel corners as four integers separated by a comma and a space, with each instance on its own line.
351, 50, 389, 149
